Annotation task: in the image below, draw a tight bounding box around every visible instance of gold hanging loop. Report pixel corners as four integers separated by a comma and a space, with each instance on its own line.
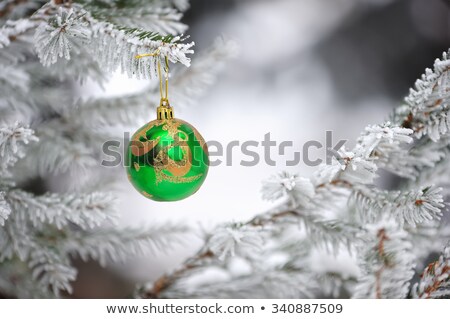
135, 50, 173, 120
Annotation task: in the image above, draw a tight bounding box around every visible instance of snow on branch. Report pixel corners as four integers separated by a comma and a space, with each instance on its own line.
413, 242, 450, 298
262, 171, 315, 208
90, 23, 194, 79
163, 269, 316, 299
33, 2, 194, 79
28, 248, 77, 296
355, 123, 413, 159
24, 133, 98, 177
313, 123, 413, 186
34, 6, 91, 67
0, 122, 38, 174
206, 223, 265, 261
0, 191, 11, 226
0, 18, 36, 49
395, 51, 450, 141
299, 213, 362, 253
76, 0, 190, 12
62, 223, 191, 266
78, 0, 188, 35
350, 185, 445, 227
381, 139, 448, 180
353, 220, 415, 298
6, 190, 117, 230
406, 51, 450, 114
69, 38, 237, 128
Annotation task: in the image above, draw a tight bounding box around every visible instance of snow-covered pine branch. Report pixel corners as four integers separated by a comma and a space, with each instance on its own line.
0, 0, 228, 298
0, 188, 190, 296
78, 0, 188, 35
412, 242, 450, 298
0, 122, 38, 176
350, 185, 444, 226
28, 248, 77, 296
33, 1, 194, 79
312, 123, 413, 187
260, 172, 359, 252
206, 223, 265, 261
0, 191, 10, 226
67, 38, 236, 130
19, 131, 98, 178
352, 220, 415, 298
63, 223, 191, 267
162, 268, 316, 299
262, 171, 315, 208
0, 18, 36, 50
5, 190, 117, 229
395, 50, 450, 141
0, 190, 117, 260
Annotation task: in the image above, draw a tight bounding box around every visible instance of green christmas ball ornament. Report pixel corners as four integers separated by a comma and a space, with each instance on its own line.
126, 102, 209, 201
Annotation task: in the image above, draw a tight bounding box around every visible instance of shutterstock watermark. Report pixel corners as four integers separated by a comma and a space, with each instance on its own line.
101, 131, 347, 168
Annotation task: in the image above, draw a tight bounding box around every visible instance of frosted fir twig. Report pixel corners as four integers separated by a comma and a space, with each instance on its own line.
350, 185, 445, 226
0, 18, 36, 49
0, 122, 38, 174
76, 0, 190, 13
69, 37, 237, 129
412, 242, 450, 299
262, 172, 316, 208
405, 51, 450, 113
33, 2, 194, 78
34, 6, 91, 66
6, 190, 117, 230
0, 191, 11, 226
163, 269, 317, 299
62, 223, 191, 266
89, 22, 194, 79
21, 132, 98, 177
28, 248, 77, 296
352, 220, 415, 299
206, 223, 265, 261
381, 138, 449, 179
81, 2, 188, 35
395, 51, 450, 141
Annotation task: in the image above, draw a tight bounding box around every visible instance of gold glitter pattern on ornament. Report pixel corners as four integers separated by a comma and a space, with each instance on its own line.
142, 191, 153, 198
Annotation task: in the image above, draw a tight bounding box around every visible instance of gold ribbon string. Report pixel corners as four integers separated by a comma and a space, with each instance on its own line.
135, 50, 170, 106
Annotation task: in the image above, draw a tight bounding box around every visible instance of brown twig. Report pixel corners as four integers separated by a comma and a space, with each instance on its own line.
418, 260, 450, 298
53, 0, 72, 5
375, 228, 388, 299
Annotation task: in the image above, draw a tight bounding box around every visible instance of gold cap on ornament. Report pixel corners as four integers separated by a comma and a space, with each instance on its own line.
157, 98, 174, 120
